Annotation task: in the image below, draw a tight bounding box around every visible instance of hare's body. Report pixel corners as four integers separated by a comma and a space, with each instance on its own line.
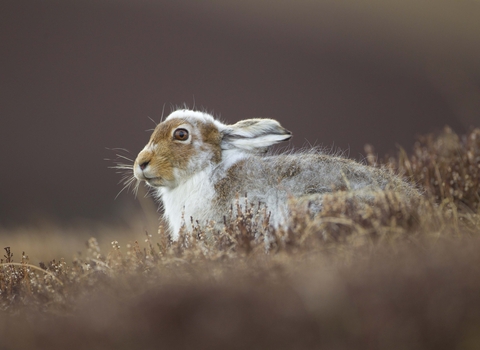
134, 110, 420, 240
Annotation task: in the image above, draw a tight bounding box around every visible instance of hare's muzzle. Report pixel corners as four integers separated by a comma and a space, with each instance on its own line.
133, 148, 174, 188
133, 150, 152, 181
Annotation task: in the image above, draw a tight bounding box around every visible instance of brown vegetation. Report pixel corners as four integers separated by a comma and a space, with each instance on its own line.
1, 127, 479, 350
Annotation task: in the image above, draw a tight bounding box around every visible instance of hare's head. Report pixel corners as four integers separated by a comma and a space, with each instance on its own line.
134, 109, 291, 189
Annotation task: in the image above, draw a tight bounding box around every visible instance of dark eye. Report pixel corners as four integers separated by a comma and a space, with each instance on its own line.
173, 128, 189, 141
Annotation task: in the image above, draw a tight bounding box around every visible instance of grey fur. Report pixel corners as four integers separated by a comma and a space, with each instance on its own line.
211, 152, 420, 228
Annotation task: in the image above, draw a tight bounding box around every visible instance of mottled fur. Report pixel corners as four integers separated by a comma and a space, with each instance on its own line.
134, 109, 421, 240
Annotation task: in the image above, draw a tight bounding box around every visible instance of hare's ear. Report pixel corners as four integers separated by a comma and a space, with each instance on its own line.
221, 118, 292, 152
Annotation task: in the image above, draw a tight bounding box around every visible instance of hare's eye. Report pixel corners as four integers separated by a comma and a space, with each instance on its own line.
173, 128, 189, 141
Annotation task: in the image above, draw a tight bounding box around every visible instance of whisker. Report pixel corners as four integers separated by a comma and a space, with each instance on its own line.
118, 172, 134, 181
144, 186, 156, 199
117, 176, 133, 187
106, 146, 140, 199
114, 154, 134, 162
110, 164, 134, 170
160, 103, 166, 122
148, 116, 158, 126
114, 182, 130, 199
109, 147, 132, 153
115, 176, 137, 199
133, 180, 140, 198
116, 162, 133, 169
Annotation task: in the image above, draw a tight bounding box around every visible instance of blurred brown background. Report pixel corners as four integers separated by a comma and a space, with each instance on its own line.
0, 0, 479, 227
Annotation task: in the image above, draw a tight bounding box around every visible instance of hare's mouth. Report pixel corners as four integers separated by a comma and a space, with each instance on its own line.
144, 176, 162, 186
134, 169, 163, 187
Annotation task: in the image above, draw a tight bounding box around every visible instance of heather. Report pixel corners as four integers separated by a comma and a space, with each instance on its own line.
1, 127, 479, 350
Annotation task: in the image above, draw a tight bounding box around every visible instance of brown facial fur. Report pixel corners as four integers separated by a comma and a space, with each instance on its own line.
199, 122, 222, 164
134, 118, 222, 187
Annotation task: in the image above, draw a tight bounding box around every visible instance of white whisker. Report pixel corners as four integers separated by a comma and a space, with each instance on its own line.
111, 164, 133, 170
160, 103, 166, 123
133, 180, 140, 197
115, 154, 134, 162
106, 147, 138, 199
148, 116, 158, 126
115, 176, 134, 199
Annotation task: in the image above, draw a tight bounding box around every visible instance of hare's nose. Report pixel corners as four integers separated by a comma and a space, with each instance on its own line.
139, 161, 149, 170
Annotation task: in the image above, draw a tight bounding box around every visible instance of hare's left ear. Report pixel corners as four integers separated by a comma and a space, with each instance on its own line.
220, 118, 292, 152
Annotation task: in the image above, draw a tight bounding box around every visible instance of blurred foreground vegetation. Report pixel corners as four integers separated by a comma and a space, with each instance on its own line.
1, 126, 479, 350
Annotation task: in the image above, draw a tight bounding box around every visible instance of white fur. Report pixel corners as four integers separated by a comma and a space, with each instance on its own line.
223, 134, 290, 151
220, 150, 248, 169
158, 169, 216, 238
166, 110, 225, 129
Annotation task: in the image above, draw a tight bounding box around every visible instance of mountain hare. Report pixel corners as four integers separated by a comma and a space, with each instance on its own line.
133, 109, 420, 240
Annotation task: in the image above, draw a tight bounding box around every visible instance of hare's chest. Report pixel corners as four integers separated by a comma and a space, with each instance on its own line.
159, 170, 215, 239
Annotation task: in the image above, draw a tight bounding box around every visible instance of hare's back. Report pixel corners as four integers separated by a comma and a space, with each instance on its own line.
257, 153, 384, 194
216, 153, 416, 199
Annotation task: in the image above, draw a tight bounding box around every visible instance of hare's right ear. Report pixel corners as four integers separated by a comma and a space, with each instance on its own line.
220, 118, 292, 152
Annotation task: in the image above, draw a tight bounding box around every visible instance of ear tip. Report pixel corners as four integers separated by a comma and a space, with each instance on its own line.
279, 128, 292, 138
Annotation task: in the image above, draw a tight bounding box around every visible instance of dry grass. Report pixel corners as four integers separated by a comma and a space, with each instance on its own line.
1, 127, 479, 350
